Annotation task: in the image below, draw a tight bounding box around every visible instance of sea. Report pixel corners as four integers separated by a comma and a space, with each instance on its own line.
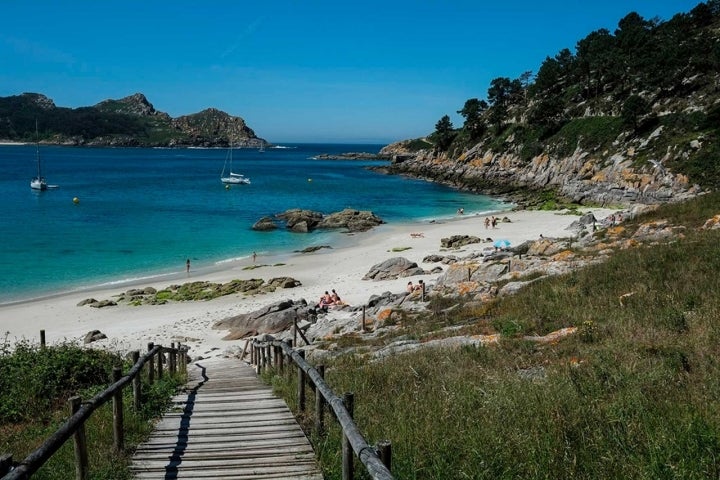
0, 143, 508, 304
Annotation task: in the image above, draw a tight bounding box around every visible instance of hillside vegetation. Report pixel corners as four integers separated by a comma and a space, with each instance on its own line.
0, 92, 265, 148
385, 1, 720, 197
269, 192, 720, 479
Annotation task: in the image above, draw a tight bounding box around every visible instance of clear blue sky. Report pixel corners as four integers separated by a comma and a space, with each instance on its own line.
0, 1, 700, 144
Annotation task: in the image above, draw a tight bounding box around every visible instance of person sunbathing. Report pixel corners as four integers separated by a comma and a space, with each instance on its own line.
331, 289, 345, 305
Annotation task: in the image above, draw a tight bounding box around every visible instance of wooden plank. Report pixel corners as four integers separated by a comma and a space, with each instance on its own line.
131, 357, 322, 479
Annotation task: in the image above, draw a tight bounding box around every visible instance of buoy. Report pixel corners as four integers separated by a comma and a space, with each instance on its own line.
308, 178, 312, 182
72, 197, 79, 204
225, 184, 230, 190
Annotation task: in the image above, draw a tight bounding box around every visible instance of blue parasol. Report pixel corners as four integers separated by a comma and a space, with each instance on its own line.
493, 239, 511, 248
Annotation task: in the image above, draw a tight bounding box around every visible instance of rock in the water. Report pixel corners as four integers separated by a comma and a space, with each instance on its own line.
252, 216, 278, 231
276, 209, 324, 231
318, 208, 384, 232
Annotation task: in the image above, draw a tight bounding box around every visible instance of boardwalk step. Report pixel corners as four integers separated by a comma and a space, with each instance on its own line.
131, 357, 322, 479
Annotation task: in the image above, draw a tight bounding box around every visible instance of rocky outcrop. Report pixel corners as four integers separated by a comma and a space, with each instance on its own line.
379, 140, 702, 207
260, 208, 384, 234
363, 257, 427, 281
252, 216, 278, 231
84, 330, 107, 344
276, 209, 324, 232
317, 208, 384, 232
212, 299, 309, 340
440, 235, 485, 249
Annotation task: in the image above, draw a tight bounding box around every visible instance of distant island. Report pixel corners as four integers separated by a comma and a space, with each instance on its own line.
310, 152, 391, 160
0, 92, 267, 148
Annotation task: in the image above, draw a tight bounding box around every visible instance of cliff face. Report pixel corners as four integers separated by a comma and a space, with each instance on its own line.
0, 92, 266, 148
381, 132, 701, 207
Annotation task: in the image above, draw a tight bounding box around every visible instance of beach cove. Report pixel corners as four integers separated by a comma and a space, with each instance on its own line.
0, 207, 618, 358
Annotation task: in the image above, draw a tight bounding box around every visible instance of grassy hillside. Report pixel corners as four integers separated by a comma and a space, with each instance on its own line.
270, 192, 720, 479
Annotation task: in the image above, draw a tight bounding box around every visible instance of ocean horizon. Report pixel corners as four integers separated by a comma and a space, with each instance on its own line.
0, 143, 509, 304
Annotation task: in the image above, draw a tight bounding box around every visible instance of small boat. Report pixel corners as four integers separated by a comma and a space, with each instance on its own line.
30, 121, 48, 191
220, 142, 251, 185
259, 142, 265, 153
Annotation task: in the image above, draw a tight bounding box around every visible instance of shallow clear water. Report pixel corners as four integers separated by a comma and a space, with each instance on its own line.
0, 143, 506, 303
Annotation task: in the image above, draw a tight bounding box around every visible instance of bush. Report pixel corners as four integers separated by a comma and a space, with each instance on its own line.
0, 339, 121, 424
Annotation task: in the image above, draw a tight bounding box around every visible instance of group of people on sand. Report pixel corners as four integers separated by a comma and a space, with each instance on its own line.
315, 289, 345, 312
406, 280, 424, 293
484, 216, 498, 229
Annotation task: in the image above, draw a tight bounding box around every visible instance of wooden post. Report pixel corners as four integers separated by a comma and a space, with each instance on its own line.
69, 396, 88, 480
420, 280, 425, 302
297, 350, 306, 411
361, 306, 366, 332
0, 454, 13, 476
265, 345, 271, 370
376, 440, 392, 472
342, 392, 355, 480
157, 348, 163, 380
181, 345, 188, 373
131, 350, 141, 411
278, 344, 285, 373
468, 267, 471, 281
293, 318, 298, 346
314, 365, 325, 436
273, 345, 279, 370
255, 341, 261, 375
147, 342, 155, 385
112, 367, 124, 452
40, 329, 46, 348
169, 343, 176, 375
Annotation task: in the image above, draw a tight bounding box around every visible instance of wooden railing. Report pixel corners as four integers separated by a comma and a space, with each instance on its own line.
0, 337, 188, 480
251, 338, 394, 480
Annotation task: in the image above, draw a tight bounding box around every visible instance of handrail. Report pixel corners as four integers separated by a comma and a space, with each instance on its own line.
2, 343, 186, 480
255, 339, 394, 480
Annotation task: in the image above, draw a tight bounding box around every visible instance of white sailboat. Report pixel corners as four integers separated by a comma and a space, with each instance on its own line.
221, 142, 251, 185
30, 121, 48, 191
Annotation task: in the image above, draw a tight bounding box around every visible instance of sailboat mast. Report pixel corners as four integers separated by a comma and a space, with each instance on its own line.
35, 120, 41, 179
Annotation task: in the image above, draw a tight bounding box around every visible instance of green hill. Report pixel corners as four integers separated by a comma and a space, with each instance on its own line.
383, 1, 720, 204
0, 92, 266, 148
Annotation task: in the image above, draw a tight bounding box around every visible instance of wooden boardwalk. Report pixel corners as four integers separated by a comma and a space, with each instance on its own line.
131, 356, 323, 479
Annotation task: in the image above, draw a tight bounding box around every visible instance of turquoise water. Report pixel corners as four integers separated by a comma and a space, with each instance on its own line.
0, 144, 507, 303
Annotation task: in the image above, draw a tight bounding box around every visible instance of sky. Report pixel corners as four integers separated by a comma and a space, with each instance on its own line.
0, 1, 701, 144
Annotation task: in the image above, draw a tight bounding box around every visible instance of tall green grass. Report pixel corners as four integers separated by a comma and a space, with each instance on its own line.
269, 193, 720, 479
0, 340, 183, 479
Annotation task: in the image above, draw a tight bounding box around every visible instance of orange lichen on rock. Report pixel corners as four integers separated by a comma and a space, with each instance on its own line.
471, 334, 500, 345
701, 214, 720, 230
376, 308, 393, 322
607, 225, 626, 237
551, 250, 575, 262
457, 281, 480, 295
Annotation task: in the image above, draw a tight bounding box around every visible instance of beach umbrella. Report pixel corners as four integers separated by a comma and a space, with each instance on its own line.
493, 239, 511, 248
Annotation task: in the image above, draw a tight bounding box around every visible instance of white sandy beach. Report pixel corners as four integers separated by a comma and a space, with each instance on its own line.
0, 208, 617, 358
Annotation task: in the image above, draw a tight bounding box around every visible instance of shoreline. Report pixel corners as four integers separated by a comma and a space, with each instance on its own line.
0, 207, 617, 359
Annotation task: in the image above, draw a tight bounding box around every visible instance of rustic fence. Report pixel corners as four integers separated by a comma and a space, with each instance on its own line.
0, 334, 188, 480
251, 337, 394, 480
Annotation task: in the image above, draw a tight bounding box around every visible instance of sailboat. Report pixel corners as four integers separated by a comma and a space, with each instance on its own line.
258, 142, 265, 153
220, 141, 251, 185
30, 121, 48, 191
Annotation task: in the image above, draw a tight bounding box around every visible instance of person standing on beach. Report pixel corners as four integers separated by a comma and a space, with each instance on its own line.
252, 251, 257, 263
186, 258, 190, 275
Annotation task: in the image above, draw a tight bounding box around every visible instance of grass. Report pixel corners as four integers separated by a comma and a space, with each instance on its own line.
0, 339, 184, 479
265, 192, 720, 479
